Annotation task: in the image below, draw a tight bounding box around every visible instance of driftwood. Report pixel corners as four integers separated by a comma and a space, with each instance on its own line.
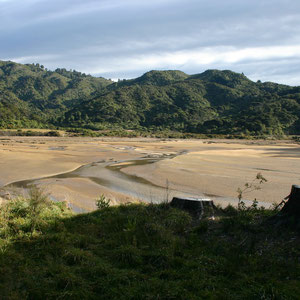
170, 197, 216, 220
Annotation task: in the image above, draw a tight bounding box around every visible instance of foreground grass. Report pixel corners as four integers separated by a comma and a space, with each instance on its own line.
0, 194, 299, 299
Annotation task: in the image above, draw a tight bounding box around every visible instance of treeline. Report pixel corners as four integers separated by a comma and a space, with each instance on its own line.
1, 60, 300, 136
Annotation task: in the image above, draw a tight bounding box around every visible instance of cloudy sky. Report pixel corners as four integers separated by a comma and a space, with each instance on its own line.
1, 0, 300, 85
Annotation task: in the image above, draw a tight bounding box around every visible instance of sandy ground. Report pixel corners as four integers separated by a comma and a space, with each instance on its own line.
0, 136, 299, 210
123, 143, 300, 204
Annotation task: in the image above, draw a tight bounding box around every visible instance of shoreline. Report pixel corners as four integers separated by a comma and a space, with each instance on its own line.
2, 164, 87, 189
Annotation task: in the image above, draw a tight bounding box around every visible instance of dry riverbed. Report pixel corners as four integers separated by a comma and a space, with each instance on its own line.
0, 136, 299, 211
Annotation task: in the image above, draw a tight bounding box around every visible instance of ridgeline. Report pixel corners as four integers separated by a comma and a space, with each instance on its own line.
1, 60, 300, 136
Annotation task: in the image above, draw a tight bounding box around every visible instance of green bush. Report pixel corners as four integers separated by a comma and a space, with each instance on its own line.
0, 187, 72, 239
95, 194, 111, 209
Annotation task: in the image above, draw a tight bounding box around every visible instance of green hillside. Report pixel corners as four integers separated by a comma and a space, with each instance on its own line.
1, 60, 300, 135
110, 70, 189, 88
0, 60, 112, 128
63, 70, 300, 135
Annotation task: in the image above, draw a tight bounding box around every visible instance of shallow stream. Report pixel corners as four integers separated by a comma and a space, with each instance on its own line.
5, 156, 271, 212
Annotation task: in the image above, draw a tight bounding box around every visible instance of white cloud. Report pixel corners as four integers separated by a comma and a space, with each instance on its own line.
1, 0, 300, 85
79, 44, 300, 75
6, 54, 61, 64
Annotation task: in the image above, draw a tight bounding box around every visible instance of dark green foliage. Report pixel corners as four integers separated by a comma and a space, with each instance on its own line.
1, 59, 300, 136
111, 70, 189, 87
0, 197, 299, 299
0, 129, 61, 136
0, 60, 112, 128
61, 69, 300, 136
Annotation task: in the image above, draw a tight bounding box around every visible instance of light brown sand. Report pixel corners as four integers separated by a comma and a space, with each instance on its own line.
0, 136, 142, 185
0, 136, 299, 209
35, 177, 141, 211
123, 143, 300, 204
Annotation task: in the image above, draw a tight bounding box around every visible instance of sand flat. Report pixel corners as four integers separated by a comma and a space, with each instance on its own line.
121, 142, 300, 204
1, 136, 299, 209
0, 136, 141, 185
35, 177, 141, 211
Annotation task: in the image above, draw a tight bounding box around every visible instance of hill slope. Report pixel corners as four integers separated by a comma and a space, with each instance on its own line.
1, 60, 300, 135
0, 60, 112, 127
63, 70, 300, 135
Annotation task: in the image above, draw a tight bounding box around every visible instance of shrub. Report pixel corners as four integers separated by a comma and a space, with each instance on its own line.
0, 187, 72, 239
95, 194, 111, 209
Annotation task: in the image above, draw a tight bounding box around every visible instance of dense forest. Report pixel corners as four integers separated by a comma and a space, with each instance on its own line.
1, 60, 300, 135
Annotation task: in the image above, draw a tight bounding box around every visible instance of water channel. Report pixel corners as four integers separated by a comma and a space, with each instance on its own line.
5, 155, 271, 212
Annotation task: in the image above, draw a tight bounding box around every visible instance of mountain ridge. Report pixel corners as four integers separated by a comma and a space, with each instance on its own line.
0, 60, 299, 135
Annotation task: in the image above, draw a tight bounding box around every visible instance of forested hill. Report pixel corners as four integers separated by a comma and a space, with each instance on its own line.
0, 60, 112, 128
1, 59, 300, 135
62, 69, 300, 135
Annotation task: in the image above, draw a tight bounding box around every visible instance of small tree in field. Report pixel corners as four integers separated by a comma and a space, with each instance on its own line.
237, 173, 267, 209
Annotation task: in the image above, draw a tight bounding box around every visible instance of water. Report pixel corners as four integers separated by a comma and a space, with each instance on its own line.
6, 157, 205, 204
5, 156, 272, 211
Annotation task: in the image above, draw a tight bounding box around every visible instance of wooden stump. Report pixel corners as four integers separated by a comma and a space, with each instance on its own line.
281, 185, 300, 216
170, 197, 216, 220
270, 185, 300, 227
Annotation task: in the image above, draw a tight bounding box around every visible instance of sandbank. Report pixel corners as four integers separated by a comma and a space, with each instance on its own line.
0, 136, 299, 209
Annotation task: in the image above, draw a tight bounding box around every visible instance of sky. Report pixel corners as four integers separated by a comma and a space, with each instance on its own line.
0, 0, 300, 85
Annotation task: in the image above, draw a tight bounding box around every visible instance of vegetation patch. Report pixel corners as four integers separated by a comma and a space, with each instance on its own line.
0, 191, 299, 299
1, 60, 300, 137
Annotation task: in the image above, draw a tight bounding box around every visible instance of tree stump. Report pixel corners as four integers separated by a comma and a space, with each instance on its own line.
280, 185, 300, 216
270, 185, 300, 227
170, 197, 216, 220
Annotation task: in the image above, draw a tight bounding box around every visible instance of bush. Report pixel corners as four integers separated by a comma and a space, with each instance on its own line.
0, 187, 72, 239
46, 130, 61, 137
95, 194, 111, 209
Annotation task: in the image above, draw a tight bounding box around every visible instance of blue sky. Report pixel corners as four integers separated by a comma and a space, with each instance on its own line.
1, 0, 300, 85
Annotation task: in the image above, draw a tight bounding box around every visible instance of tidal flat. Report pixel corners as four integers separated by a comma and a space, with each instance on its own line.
0, 136, 299, 211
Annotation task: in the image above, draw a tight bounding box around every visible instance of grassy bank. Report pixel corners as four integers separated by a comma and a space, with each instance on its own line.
2, 127, 300, 141
0, 192, 299, 299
